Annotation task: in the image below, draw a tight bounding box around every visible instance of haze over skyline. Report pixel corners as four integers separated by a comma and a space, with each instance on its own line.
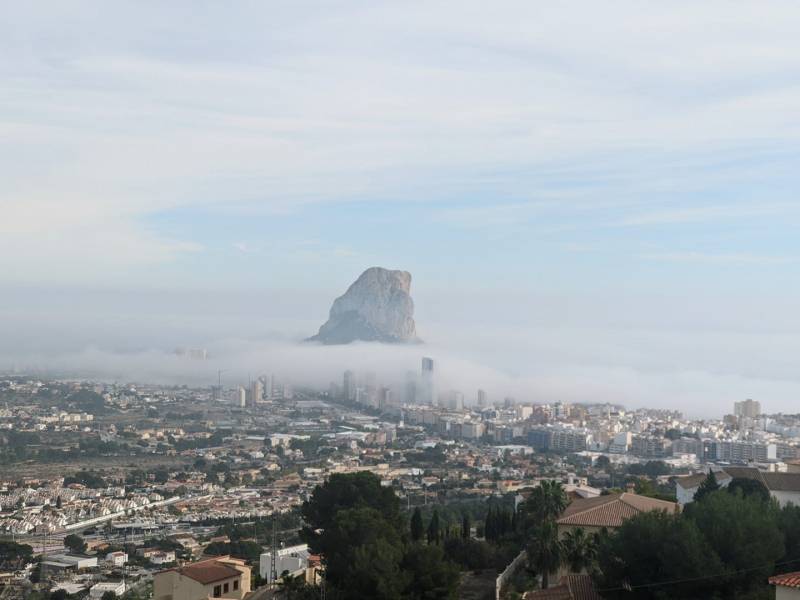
3, 2, 800, 416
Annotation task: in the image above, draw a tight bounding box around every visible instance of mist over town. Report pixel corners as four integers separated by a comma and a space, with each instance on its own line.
4, 2, 800, 600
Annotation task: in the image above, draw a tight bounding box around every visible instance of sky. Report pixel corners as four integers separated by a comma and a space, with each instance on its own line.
2, 2, 800, 416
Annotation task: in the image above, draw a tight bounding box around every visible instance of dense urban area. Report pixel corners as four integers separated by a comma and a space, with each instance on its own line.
3, 359, 800, 600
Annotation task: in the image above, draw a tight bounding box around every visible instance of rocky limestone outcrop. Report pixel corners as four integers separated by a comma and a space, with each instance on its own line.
308, 267, 419, 344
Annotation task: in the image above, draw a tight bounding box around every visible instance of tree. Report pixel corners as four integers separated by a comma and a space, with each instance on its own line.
401, 543, 459, 599
323, 507, 405, 597
410, 507, 424, 542
50, 591, 68, 600
301, 471, 401, 550
484, 507, 496, 541
693, 471, 720, 503
300, 472, 460, 599
101, 592, 117, 600
280, 573, 320, 600
595, 455, 611, 471
64, 534, 87, 554
462, 514, 471, 540
560, 527, 597, 574
204, 540, 262, 563
727, 477, 770, 503
443, 537, 496, 571
0, 541, 34, 565
643, 461, 671, 479
427, 509, 441, 544
348, 538, 406, 600
596, 510, 725, 599
524, 480, 568, 526
63, 470, 106, 489
527, 520, 561, 589
685, 489, 784, 594
780, 504, 800, 570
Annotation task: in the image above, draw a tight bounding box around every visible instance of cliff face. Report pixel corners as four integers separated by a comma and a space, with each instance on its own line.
308, 267, 418, 344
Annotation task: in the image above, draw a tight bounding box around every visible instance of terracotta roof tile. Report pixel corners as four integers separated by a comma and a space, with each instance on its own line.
523, 584, 572, 599
523, 576, 600, 600
722, 467, 768, 486
770, 571, 800, 588
564, 574, 602, 600
763, 473, 800, 492
557, 493, 679, 528
163, 557, 242, 585
676, 472, 731, 490
723, 467, 800, 492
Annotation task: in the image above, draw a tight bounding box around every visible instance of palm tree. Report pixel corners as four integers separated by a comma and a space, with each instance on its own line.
527, 520, 561, 589
560, 527, 597, 574
524, 480, 568, 527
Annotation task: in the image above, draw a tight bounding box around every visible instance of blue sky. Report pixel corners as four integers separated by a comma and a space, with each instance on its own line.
3, 2, 800, 415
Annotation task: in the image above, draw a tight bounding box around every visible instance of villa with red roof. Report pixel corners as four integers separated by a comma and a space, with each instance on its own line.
153, 555, 250, 600
770, 571, 800, 599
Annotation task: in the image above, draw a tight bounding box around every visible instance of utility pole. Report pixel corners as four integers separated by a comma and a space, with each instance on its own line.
270, 514, 278, 587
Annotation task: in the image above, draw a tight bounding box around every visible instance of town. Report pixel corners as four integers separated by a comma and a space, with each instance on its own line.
2, 359, 800, 599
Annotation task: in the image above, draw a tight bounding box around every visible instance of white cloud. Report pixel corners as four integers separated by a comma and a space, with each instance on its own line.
3, 1, 800, 280
639, 252, 800, 265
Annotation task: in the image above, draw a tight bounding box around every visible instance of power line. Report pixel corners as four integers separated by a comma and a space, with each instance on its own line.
598, 557, 800, 593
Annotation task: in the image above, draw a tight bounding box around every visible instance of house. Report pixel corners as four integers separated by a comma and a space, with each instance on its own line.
89, 581, 126, 598
675, 471, 732, 505
171, 534, 201, 555
154, 555, 250, 600
259, 544, 310, 581
522, 574, 601, 599
564, 484, 601, 500
556, 492, 680, 536
105, 551, 128, 567
725, 467, 800, 507
553, 493, 679, 584
769, 571, 800, 598
678, 467, 800, 507
150, 550, 177, 565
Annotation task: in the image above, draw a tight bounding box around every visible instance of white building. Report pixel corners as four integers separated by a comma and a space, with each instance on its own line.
259, 544, 310, 581
90, 581, 126, 598
105, 551, 128, 567
675, 471, 732, 506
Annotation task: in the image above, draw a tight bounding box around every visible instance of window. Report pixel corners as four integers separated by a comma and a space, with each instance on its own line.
223, 582, 229, 593
233, 580, 239, 591
213, 585, 221, 597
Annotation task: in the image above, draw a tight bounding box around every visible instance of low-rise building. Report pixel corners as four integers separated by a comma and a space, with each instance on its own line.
90, 581, 126, 599
105, 551, 128, 567
675, 471, 732, 506
259, 543, 310, 582
770, 571, 800, 599
154, 556, 250, 600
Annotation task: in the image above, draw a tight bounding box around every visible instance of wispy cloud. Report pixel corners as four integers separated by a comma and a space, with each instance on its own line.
617, 202, 796, 227
639, 252, 800, 265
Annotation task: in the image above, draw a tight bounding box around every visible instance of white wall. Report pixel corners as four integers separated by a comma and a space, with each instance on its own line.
776, 585, 800, 600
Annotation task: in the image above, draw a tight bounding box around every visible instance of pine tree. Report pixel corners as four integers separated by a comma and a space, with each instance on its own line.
427, 509, 441, 544
485, 508, 495, 541
410, 507, 424, 542
694, 471, 720, 503
462, 514, 471, 540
